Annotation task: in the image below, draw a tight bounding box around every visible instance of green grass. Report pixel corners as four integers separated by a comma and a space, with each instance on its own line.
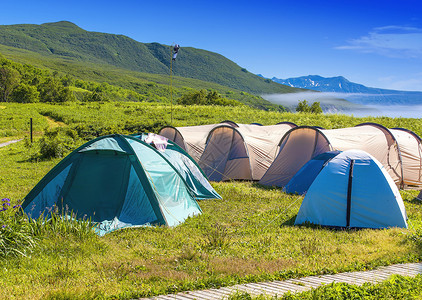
2, 102, 422, 139
1, 103, 422, 299
1, 141, 422, 299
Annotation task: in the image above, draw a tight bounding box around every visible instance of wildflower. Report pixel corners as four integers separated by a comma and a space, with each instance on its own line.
1, 225, 6, 228
13, 205, 21, 209
1, 198, 10, 202
3, 202, 10, 207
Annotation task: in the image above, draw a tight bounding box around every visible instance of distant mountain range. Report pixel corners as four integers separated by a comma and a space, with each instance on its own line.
269, 75, 422, 105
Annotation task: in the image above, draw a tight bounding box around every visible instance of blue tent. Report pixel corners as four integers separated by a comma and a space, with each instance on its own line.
21, 134, 219, 235
284, 151, 340, 195
295, 150, 407, 229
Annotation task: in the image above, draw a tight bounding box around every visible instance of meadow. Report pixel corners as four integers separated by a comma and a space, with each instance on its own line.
1, 102, 422, 299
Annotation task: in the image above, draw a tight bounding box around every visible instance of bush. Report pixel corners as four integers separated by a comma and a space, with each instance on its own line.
37, 127, 80, 159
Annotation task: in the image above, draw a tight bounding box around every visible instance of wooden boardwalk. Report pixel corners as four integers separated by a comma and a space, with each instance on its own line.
140, 262, 422, 299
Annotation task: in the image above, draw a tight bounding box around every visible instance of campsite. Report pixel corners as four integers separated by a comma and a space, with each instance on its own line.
1, 5, 422, 297
1, 101, 422, 299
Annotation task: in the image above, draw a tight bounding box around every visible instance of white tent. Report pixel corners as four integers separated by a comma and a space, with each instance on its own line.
199, 122, 297, 181
159, 121, 237, 162
260, 123, 422, 189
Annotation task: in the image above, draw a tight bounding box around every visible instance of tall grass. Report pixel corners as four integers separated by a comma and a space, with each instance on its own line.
0, 198, 35, 257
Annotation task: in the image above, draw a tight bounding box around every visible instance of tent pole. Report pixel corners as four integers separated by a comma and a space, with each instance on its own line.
346, 159, 355, 228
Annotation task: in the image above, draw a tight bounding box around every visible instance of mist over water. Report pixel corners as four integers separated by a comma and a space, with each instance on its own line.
263, 92, 422, 118
352, 105, 422, 118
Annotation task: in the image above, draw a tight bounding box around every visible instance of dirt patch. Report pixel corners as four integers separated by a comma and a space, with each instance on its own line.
45, 116, 66, 128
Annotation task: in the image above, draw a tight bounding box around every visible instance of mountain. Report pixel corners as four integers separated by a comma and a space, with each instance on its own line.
0, 21, 300, 96
271, 75, 422, 105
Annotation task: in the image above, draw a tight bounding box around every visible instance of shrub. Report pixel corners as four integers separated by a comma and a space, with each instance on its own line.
37, 127, 80, 159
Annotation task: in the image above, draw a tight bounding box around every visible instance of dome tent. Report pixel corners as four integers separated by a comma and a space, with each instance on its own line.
22, 134, 204, 235
199, 122, 297, 181
284, 150, 340, 195
294, 150, 407, 229
158, 121, 237, 162
132, 133, 221, 200
260, 123, 422, 190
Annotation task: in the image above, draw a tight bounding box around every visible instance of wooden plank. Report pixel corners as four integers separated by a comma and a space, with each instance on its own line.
244, 283, 284, 295
299, 276, 335, 285
392, 264, 422, 271
239, 283, 277, 296
189, 290, 222, 300
340, 272, 382, 282
272, 280, 311, 292
258, 281, 302, 293
379, 265, 419, 274
327, 274, 369, 285
178, 291, 217, 300
202, 288, 232, 298
289, 279, 321, 288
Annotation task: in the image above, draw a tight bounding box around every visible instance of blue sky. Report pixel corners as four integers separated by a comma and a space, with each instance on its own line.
2, 0, 422, 91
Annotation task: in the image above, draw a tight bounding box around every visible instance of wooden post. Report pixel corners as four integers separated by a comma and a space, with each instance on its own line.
170, 45, 173, 126
30, 118, 33, 143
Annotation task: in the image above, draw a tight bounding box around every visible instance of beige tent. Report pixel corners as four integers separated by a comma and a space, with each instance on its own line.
390, 128, 422, 188
199, 122, 297, 181
259, 123, 422, 189
158, 121, 237, 162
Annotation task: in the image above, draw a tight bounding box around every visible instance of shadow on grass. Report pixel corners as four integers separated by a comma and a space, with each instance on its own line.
280, 215, 296, 226
408, 197, 422, 205
251, 182, 284, 192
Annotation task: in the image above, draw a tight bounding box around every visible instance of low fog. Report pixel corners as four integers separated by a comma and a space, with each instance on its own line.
263, 92, 422, 118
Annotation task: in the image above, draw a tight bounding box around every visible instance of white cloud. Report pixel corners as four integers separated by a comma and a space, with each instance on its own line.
378, 73, 422, 91
336, 26, 422, 58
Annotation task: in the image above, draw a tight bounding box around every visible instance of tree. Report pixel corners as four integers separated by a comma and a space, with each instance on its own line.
310, 101, 323, 114
296, 100, 323, 114
0, 66, 20, 102
38, 78, 75, 103
10, 83, 40, 103
296, 100, 311, 113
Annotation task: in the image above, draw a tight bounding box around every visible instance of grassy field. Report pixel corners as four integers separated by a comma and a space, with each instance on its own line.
1, 102, 422, 299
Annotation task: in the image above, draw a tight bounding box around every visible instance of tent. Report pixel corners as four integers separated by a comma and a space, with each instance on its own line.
294, 150, 408, 229
260, 123, 422, 189
158, 121, 237, 162
199, 122, 297, 181
390, 128, 422, 188
21, 134, 207, 235
417, 191, 422, 200
132, 133, 221, 200
284, 150, 340, 195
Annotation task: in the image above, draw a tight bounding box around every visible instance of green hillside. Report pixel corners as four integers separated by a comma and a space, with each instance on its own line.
0, 21, 300, 95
